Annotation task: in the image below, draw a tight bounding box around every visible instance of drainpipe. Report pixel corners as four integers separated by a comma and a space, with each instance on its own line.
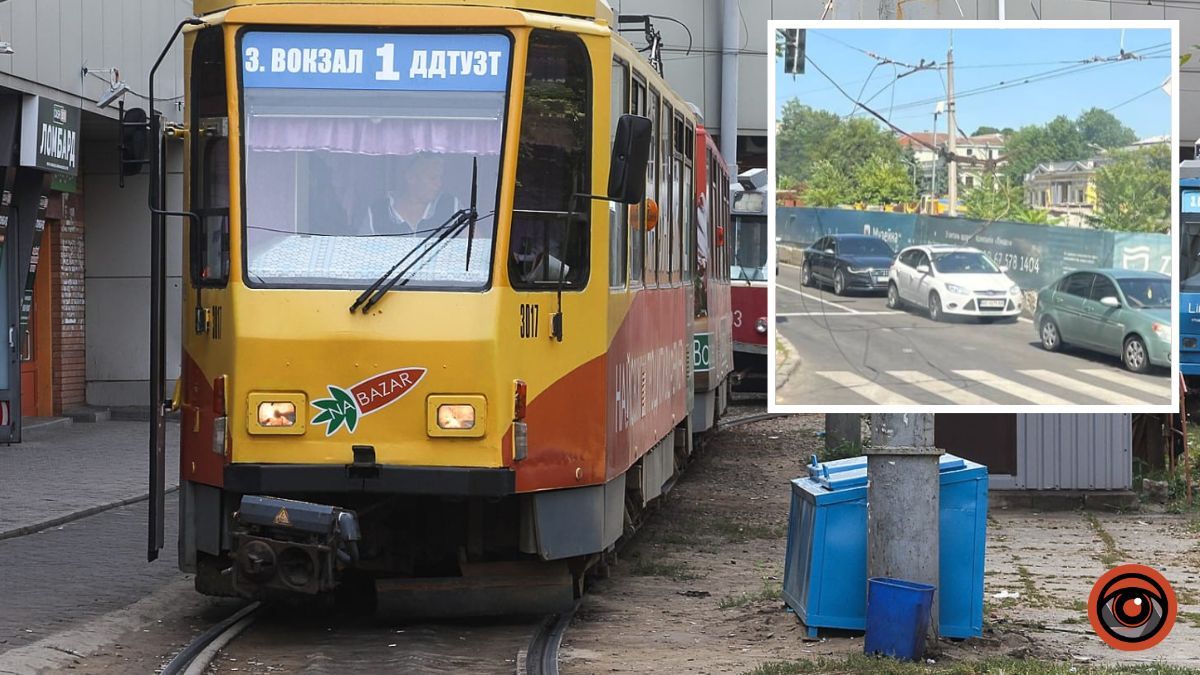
721, 0, 739, 176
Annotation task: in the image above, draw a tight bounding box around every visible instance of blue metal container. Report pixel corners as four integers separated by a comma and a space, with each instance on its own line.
782, 453, 987, 638
864, 577, 936, 661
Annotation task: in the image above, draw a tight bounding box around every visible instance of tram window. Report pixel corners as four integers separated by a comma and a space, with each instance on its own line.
609, 60, 629, 290
191, 29, 230, 287
509, 31, 591, 291
683, 123, 694, 282
645, 89, 659, 288
629, 77, 646, 286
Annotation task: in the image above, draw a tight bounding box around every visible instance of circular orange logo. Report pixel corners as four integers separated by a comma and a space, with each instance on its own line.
1088, 564, 1176, 651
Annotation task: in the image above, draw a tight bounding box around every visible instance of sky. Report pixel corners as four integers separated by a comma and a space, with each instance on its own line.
775, 28, 1173, 140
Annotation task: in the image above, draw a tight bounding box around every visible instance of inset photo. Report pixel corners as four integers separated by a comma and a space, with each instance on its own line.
769, 21, 1178, 411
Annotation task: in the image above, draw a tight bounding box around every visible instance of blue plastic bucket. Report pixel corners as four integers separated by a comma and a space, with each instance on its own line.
864, 577, 936, 661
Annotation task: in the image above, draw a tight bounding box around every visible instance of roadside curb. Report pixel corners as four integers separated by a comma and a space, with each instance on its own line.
774, 332, 802, 393
0, 486, 181, 543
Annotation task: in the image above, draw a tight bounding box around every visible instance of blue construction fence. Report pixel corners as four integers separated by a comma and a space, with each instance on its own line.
776, 207, 1172, 291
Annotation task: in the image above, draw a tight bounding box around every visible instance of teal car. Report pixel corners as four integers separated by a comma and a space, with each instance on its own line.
1035, 269, 1171, 373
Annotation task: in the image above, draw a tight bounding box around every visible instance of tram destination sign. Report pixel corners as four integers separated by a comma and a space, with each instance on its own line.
20, 96, 79, 175
241, 32, 511, 91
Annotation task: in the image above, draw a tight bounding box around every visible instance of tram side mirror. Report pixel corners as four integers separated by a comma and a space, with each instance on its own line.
120, 107, 149, 177
607, 114, 652, 204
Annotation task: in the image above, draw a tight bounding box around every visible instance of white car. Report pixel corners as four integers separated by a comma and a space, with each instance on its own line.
887, 245, 1022, 322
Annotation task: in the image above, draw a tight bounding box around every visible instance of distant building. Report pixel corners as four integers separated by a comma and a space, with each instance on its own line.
898, 132, 1006, 191
1023, 158, 1113, 227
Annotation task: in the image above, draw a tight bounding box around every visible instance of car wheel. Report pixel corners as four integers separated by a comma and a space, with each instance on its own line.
833, 269, 847, 296
928, 291, 943, 322
886, 282, 902, 309
801, 262, 813, 287
1123, 335, 1150, 373
1039, 318, 1062, 352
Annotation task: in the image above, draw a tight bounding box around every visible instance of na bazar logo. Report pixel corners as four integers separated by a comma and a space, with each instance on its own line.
311, 367, 426, 435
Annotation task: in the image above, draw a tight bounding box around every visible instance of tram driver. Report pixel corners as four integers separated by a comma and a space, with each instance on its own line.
357, 153, 462, 235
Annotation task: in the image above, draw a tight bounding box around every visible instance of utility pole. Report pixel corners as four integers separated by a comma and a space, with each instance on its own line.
720, 0, 739, 178
866, 413, 943, 638
947, 35, 958, 217
931, 110, 939, 210
878, 0, 897, 19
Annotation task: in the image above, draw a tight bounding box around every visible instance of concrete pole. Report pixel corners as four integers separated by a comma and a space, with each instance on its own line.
866, 413, 943, 637
823, 414, 862, 454
720, 0, 739, 177
998, 0, 1006, 20
947, 39, 958, 217
878, 0, 897, 19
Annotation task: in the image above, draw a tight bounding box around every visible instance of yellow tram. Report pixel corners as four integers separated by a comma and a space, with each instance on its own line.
146, 0, 733, 610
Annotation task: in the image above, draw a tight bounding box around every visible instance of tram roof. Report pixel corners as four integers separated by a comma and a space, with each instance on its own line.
193, 0, 614, 22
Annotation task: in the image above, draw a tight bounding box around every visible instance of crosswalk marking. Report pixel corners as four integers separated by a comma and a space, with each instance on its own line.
1077, 369, 1171, 397
1019, 369, 1146, 405
776, 283, 861, 314
815, 371, 918, 405
885, 371, 998, 405
950, 370, 1074, 405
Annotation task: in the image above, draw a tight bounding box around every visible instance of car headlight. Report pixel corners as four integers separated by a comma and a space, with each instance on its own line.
1152, 322, 1171, 342
1009, 285, 1021, 295
756, 317, 768, 334
945, 283, 969, 295
847, 266, 868, 274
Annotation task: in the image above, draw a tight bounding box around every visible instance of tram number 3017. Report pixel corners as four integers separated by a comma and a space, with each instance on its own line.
520, 303, 540, 339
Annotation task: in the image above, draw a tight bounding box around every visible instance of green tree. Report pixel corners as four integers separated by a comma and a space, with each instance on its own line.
972, 126, 1001, 136
804, 160, 851, 207
1076, 108, 1138, 150
1002, 115, 1087, 186
774, 101, 841, 184
1089, 145, 1170, 233
852, 155, 914, 205
961, 173, 1048, 224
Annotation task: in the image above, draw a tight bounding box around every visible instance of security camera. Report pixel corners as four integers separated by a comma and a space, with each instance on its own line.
0, 42, 12, 55
97, 81, 130, 109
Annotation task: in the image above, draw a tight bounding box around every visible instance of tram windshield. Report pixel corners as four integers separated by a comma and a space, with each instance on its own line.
240, 31, 511, 289
730, 215, 767, 282
1183, 188, 1200, 293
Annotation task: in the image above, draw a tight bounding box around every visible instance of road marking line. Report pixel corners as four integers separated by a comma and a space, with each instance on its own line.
885, 371, 998, 405
951, 370, 1074, 405
1019, 369, 1146, 405
1076, 368, 1171, 397
777, 311, 899, 317
776, 283, 861, 314
815, 371, 918, 405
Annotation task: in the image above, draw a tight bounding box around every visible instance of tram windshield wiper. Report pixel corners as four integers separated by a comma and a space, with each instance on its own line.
347, 207, 470, 313
351, 158, 480, 314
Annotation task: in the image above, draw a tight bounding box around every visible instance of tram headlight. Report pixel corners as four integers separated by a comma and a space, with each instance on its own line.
437, 405, 475, 429
756, 317, 768, 334
246, 392, 306, 435
257, 401, 297, 427
426, 395, 487, 438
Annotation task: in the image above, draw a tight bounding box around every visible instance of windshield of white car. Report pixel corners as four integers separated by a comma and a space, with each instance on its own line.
1117, 278, 1170, 309
839, 239, 894, 257
932, 252, 999, 274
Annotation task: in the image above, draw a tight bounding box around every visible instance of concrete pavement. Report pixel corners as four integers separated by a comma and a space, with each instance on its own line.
0, 419, 179, 538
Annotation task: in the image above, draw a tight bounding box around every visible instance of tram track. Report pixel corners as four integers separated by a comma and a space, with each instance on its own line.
161, 406, 783, 674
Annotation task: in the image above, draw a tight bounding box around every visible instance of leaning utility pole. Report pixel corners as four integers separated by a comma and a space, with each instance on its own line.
866, 413, 943, 637
947, 36, 958, 217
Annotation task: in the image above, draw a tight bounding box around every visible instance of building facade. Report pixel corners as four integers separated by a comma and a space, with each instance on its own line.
0, 0, 187, 436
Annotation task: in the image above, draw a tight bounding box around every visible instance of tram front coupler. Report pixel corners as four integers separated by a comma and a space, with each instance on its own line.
231, 495, 361, 597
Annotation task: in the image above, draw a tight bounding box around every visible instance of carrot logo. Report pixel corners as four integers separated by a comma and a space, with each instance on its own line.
311, 368, 427, 435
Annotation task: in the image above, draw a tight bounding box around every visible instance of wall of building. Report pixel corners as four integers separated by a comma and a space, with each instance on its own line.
1008, 413, 1133, 491
49, 191, 86, 413
82, 135, 183, 407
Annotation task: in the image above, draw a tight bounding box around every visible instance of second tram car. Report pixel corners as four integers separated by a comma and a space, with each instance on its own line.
146, 0, 733, 611
729, 169, 768, 392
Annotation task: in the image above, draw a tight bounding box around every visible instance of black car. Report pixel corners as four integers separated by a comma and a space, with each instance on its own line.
801, 234, 897, 295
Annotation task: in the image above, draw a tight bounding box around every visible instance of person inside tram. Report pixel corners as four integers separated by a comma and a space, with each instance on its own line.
357, 153, 462, 235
